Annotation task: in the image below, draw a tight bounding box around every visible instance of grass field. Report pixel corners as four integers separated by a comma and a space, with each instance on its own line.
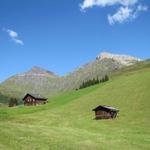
0, 65, 150, 150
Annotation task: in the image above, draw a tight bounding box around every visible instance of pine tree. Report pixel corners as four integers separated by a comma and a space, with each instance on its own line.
78, 75, 109, 90
92, 78, 94, 85
104, 75, 109, 81
101, 77, 105, 82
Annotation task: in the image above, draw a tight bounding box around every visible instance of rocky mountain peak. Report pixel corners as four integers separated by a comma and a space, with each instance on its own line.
23, 66, 58, 77
96, 52, 141, 66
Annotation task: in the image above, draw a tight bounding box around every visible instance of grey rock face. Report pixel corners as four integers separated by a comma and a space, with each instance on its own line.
96, 52, 141, 66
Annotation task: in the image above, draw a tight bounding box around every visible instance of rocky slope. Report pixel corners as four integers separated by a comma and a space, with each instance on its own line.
0, 52, 141, 103
23, 66, 58, 77
0, 67, 59, 99
96, 52, 141, 66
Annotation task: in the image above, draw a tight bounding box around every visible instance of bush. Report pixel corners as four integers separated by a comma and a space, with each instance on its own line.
8, 98, 18, 107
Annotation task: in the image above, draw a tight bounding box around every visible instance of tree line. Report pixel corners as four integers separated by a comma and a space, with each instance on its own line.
77, 75, 109, 90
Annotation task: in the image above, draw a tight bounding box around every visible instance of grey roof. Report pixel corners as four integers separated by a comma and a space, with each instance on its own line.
102, 105, 119, 111
29, 93, 47, 99
23, 93, 47, 100
93, 105, 119, 111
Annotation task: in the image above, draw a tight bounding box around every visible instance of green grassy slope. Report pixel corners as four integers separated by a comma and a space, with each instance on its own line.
0, 66, 150, 150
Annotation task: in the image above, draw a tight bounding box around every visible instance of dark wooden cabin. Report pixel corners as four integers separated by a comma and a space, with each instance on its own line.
92, 105, 119, 119
23, 93, 48, 106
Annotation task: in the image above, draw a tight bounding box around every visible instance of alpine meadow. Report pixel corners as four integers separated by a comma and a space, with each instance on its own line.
0, 60, 150, 149
0, 0, 150, 150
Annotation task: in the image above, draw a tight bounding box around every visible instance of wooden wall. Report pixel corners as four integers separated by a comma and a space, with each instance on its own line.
24, 96, 46, 106
95, 110, 112, 119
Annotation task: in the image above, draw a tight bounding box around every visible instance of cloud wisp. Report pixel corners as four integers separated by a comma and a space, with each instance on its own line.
80, 0, 148, 25
108, 4, 148, 25
3, 28, 24, 45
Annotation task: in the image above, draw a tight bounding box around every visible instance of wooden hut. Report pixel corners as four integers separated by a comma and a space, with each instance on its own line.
23, 93, 48, 106
92, 105, 119, 119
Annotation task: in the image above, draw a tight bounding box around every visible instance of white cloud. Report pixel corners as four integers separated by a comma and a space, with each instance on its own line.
80, 0, 138, 10
7, 29, 18, 38
108, 6, 133, 25
12, 38, 24, 45
137, 4, 148, 11
4, 28, 24, 45
80, 0, 148, 25
107, 4, 148, 25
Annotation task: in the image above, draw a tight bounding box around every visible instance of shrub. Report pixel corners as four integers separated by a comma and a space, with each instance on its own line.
8, 98, 18, 107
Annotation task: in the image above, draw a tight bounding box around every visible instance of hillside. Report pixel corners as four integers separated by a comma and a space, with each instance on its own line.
0, 52, 140, 103
0, 62, 149, 150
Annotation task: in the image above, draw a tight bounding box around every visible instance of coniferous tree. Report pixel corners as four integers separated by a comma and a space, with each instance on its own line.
96, 77, 99, 84
105, 75, 109, 81
101, 77, 105, 82
92, 78, 95, 85
78, 75, 109, 90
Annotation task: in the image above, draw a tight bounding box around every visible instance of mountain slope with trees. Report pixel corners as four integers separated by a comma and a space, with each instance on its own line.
0, 52, 140, 104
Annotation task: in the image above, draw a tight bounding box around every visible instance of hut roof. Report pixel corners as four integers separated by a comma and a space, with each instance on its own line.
92, 105, 119, 112
23, 93, 47, 101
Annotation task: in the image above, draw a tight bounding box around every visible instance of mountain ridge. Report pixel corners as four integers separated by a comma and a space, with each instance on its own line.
23, 66, 58, 77
0, 52, 141, 103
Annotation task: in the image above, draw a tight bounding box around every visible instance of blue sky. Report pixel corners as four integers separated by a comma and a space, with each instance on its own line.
0, 0, 150, 81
